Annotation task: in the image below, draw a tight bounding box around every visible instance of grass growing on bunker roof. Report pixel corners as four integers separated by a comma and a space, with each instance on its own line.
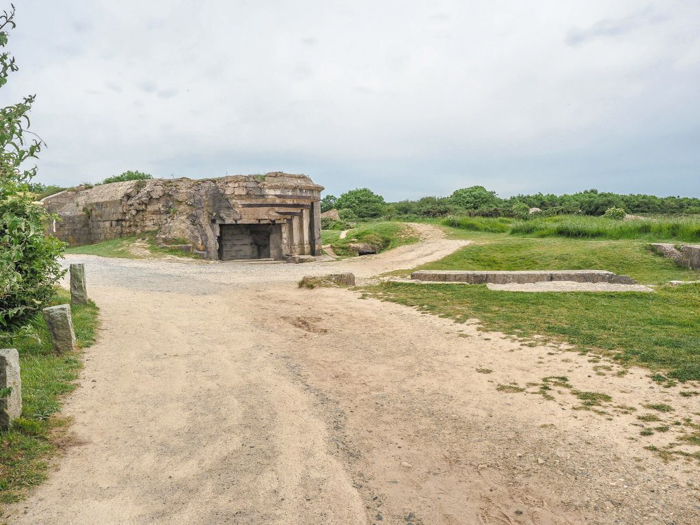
0, 289, 99, 504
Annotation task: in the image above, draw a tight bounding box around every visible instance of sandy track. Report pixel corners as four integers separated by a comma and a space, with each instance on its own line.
5, 225, 699, 524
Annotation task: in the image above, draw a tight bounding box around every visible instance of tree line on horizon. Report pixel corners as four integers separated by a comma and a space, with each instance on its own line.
321, 186, 700, 220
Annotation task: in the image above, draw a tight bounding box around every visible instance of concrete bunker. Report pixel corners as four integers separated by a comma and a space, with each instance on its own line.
42, 172, 324, 261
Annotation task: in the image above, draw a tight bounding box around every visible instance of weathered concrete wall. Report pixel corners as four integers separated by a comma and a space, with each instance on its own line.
650, 243, 700, 270
43, 173, 324, 260
411, 270, 637, 284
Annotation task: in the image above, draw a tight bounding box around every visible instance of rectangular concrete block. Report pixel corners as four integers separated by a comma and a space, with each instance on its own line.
412, 270, 637, 285
0, 349, 22, 430
681, 245, 700, 270
70, 263, 89, 305
43, 304, 76, 354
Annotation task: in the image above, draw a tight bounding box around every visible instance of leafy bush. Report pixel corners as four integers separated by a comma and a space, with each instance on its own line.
102, 170, 152, 185
320, 194, 337, 213
1, 6, 65, 328
604, 207, 626, 220
336, 188, 386, 218
449, 186, 502, 210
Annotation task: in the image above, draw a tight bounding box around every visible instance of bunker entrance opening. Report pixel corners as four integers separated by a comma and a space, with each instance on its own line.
218, 224, 280, 260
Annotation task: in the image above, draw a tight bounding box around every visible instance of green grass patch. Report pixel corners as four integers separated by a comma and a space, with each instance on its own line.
497, 384, 525, 393
0, 289, 99, 503
643, 403, 674, 412
441, 214, 700, 243
329, 222, 419, 257
66, 232, 202, 260
416, 236, 699, 285
511, 215, 700, 243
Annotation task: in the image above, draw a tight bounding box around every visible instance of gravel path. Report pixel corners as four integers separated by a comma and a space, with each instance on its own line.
5, 224, 699, 524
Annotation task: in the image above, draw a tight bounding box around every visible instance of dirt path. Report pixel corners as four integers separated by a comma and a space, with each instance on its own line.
5, 224, 699, 524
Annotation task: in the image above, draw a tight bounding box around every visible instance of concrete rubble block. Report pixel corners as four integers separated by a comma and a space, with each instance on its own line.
0, 348, 22, 430
680, 245, 700, 270
42, 304, 76, 354
328, 273, 356, 286
70, 263, 89, 305
299, 273, 356, 288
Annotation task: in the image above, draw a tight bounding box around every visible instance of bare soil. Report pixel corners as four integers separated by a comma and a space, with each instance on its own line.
5, 224, 699, 524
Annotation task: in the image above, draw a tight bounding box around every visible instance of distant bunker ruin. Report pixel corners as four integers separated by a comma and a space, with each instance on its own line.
42, 173, 324, 261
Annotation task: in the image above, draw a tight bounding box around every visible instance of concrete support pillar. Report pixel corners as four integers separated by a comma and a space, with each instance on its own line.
0, 348, 21, 430
43, 304, 76, 354
70, 264, 88, 305
301, 208, 311, 255
310, 201, 322, 255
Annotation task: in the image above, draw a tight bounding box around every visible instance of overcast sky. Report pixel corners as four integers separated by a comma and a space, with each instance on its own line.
5, 0, 700, 199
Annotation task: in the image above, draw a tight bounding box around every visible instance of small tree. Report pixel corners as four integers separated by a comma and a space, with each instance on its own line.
336, 188, 386, 218
603, 206, 626, 220
102, 170, 152, 185
1, 5, 65, 328
449, 186, 501, 210
320, 194, 337, 213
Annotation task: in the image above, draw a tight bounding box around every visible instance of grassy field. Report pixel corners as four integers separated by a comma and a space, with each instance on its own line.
418, 235, 699, 285
324, 222, 419, 256
443, 214, 700, 242
0, 289, 99, 504
367, 223, 700, 381
66, 233, 200, 259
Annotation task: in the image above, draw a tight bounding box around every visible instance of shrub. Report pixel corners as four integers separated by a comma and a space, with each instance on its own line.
604, 207, 626, 220
336, 188, 386, 218
449, 186, 502, 210
102, 170, 152, 185
0, 6, 65, 328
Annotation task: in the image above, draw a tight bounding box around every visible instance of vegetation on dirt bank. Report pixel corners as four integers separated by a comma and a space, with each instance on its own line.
324, 222, 419, 257
66, 232, 202, 260
367, 227, 700, 381
443, 215, 700, 243
419, 234, 699, 285
0, 288, 99, 504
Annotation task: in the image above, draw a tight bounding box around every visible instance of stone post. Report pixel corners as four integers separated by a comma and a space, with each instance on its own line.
43, 304, 76, 353
0, 349, 22, 430
70, 263, 88, 305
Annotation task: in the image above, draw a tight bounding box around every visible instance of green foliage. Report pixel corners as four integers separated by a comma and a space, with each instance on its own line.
320, 194, 337, 213
442, 215, 513, 233
0, 289, 99, 503
419, 235, 699, 285
441, 215, 700, 243
102, 170, 152, 185
26, 182, 65, 199
449, 186, 501, 210
329, 222, 418, 257
336, 188, 386, 218
510, 215, 700, 243
604, 207, 626, 220
0, 6, 65, 328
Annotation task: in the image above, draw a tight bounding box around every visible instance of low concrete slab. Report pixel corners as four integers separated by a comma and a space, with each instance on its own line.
411, 270, 637, 285
486, 282, 653, 293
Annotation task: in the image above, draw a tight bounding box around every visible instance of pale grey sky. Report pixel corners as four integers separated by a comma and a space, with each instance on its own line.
6, 0, 700, 199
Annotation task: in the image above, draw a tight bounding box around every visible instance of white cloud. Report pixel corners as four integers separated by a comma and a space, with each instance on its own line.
4, 0, 700, 199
